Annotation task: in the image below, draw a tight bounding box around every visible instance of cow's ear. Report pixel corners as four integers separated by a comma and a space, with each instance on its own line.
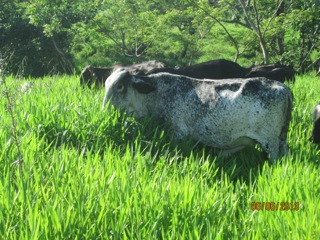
131, 76, 156, 94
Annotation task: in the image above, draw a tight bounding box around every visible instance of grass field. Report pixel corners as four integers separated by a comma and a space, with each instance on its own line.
0, 72, 319, 239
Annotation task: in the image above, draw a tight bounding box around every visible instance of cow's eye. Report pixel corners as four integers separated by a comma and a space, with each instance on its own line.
116, 84, 124, 92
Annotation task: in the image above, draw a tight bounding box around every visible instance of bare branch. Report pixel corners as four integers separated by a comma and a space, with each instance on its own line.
196, 4, 240, 61
252, 0, 269, 63
252, 0, 262, 37
305, 57, 320, 72
238, 0, 258, 32
51, 37, 74, 73
96, 23, 131, 54
262, 0, 284, 37
301, 23, 320, 70
223, 19, 252, 29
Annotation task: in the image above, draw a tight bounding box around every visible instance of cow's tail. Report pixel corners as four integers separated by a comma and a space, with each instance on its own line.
279, 88, 294, 156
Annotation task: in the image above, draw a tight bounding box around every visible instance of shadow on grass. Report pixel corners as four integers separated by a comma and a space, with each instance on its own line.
34, 109, 270, 185
98, 112, 269, 184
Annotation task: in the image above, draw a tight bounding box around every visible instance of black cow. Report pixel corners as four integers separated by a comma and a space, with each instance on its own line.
310, 102, 320, 145
80, 60, 165, 88
146, 59, 251, 79
112, 60, 165, 76
246, 63, 296, 83
249, 63, 281, 72
80, 65, 113, 88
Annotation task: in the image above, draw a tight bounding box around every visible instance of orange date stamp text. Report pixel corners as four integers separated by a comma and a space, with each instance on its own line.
251, 202, 300, 211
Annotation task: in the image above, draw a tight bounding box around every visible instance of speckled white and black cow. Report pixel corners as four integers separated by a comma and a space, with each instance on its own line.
102, 70, 293, 162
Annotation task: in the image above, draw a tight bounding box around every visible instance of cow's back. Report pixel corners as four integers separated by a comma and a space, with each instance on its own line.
183, 59, 249, 79
147, 59, 249, 79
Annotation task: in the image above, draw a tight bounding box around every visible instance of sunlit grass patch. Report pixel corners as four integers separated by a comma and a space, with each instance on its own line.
0, 73, 319, 239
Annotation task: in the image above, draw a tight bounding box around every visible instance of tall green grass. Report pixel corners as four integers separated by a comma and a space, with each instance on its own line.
0, 72, 319, 239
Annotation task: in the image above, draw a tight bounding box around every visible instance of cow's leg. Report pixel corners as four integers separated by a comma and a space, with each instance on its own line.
218, 136, 256, 158
218, 146, 247, 158
258, 137, 283, 163
279, 140, 289, 157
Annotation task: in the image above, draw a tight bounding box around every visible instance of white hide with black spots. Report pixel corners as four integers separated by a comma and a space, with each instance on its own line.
102, 70, 293, 162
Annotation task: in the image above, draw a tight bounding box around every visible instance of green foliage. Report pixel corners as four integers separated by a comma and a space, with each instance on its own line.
0, 1, 69, 76
1, 0, 319, 76
0, 72, 320, 238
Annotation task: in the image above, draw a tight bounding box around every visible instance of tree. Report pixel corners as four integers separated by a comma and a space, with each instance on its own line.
2, 0, 319, 76
283, 1, 320, 70
21, 0, 100, 73
71, 0, 214, 67
211, 0, 287, 64
0, 0, 67, 76
207, 0, 320, 67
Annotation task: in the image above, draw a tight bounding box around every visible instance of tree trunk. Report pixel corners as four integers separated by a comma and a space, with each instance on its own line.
178, 44, 188, 61
276, 0, 285, 55
259, 38, 269, 64
197, 5, 240, 62
51, 37, 74, 73
252, 0, 269, 64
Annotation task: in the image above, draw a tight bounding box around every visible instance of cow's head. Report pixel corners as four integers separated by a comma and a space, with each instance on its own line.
102, 70, 156, 118
80, 65, 96, 85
